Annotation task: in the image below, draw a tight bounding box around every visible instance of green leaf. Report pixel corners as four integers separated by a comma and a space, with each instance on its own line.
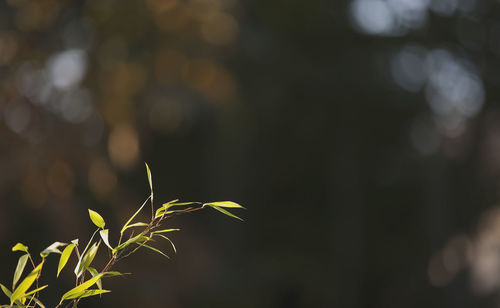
145, 163, 154, 214
203, 201, 245, 209
210, 206, 244, 221
87, 267, 102, 290
121, 196, 151, 235
11, 243, 28, 253
73, 230, 99, 278
161, 201, 201, 211
151, 228, 180, 234
11, 261, 44, 305
121, 222, 149, 233
145, 162, 153, 193
23, 285, 48, 297
40, 242, 67, 258
74, 241, 100, 278
63, 289, 111, 301
59, 273, 105, 303
30, 296, 45, 308
154, 208, 173, 219
101, 271, 129, 277
155, 201, 202, 218
141, 244, 170, 259
0, 283, 12, 299
112, 234, 149, 254
153, 234, 177, 253
88, 209, 106, 229
13, 254, 28, 289
57, 243, 75, 277
99, 229, 113, 250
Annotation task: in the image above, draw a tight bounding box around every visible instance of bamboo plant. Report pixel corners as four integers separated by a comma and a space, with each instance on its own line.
0, 163, 244, 308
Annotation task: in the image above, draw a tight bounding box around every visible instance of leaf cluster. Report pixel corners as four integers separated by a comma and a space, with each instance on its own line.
0, 163, 244, 308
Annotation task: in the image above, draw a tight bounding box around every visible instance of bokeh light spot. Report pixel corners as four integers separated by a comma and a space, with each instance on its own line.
108, 124, 140, 170
88, 157, 117, 197
47, 160, 75, 198
149, 100, 183, 133
47, 49, 87, 90
21, 169, 48, 208
201, 12, 239, 45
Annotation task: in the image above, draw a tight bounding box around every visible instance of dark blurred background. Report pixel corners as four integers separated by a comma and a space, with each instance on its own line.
2, 0, 500, 307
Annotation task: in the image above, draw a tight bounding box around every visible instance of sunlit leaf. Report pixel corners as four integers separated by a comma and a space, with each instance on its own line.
63, 289, 110, 301
101, 271, 129, 277
99, 229, 112, 250
60, 273, 105, 303
155, 201, 202, 218
10, 261, 44, 305
0, 283, 11, 299
40, 242, 67, 258
30, 296, 45, 308
145, 162, 153, 193
151, 228, 180, 234
154, 208, 173, 219
87, 267, 102, 290
11, 243, 28, 253
121, 222, 149, 233
57, 243, 75, 277
74, 230, 99, 278
153, 234, 177, 253
145, 163, 154, 214
13, 254, 28, 289
121, 196, 151, 235
210, 206, 244, 221
23, 285, 48, 297
88, 209, 106, 229
75, 241, 100, 278
141, 244, 170, 259
113, 234, 149, 254
203, 201, 245, 209
71, 239, 79, 246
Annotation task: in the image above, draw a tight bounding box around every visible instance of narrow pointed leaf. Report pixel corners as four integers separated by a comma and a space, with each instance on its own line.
57, 243, 75, 277
13, 254, 28, 289
153, 234, 177, 253
11, 261, 44, 305
145, 163, 154, 215
71, 239, 79, 246
87, 267, 102, 290
0, 283, 11, 299
30, 296, 45, 308
11, 243, 28, 253
63, 289, 111, 301
162, 201, 200, 211
101, 271, 129, 277
145, 162, 153, 193
121, 196, 150, 234
151, 228, 180, 234
155, 209, 174, 218
23, 285, 48, 297
60, 273, 105, 303
74, 230, 99, 278
121, 222, 149, 233
40, 242, 67, 258
204, 201, 245, 209
155, 201, 202, 218
99, 229, 112, 250
141, 244, 170, 259
210, 206, 244, 221
75, 241, 100, 278
88, 209, 106, 229
113, 234, 149, 254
